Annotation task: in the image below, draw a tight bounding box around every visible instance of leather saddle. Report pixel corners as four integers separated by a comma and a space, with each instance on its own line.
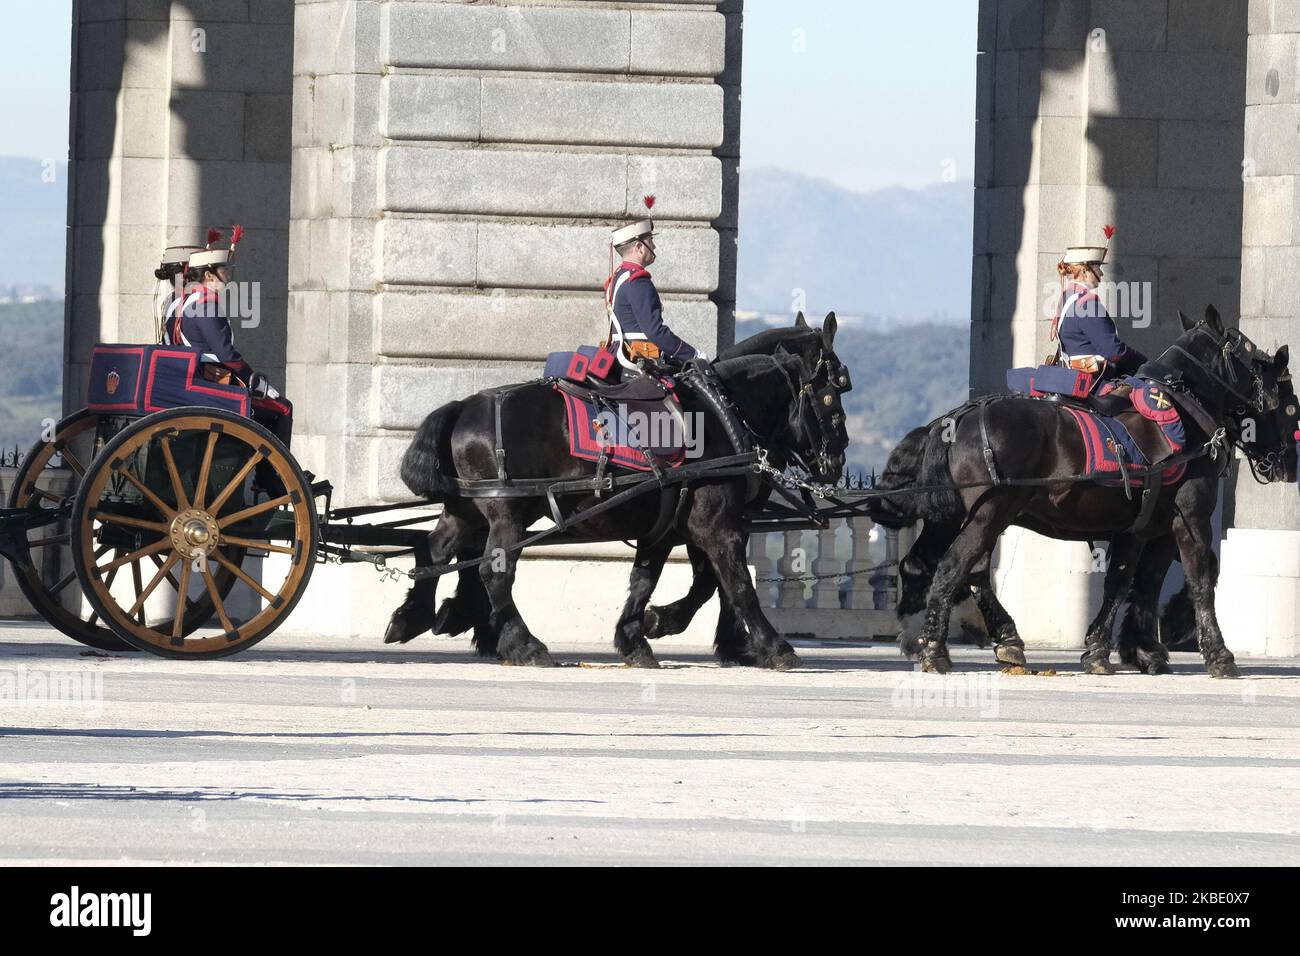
553, 374, 667, 404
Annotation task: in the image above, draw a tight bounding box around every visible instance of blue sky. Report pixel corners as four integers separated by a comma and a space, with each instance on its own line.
5, 0, 976, 193
740, 0, 978, 190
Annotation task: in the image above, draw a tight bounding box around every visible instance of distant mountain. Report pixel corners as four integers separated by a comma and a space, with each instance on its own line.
737, 167, 973, 322
735, 316, 968, 476
0, 156, 67, 291
0, 299, 63, 456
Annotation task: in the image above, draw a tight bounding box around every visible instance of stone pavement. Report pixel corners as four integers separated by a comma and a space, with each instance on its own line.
1, 621, 1297, 865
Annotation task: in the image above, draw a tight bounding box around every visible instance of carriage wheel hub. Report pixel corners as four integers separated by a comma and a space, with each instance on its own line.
171, 509, 220, 560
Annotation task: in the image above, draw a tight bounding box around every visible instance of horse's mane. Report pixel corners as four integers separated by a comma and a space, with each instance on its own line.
718, 326, 818, 361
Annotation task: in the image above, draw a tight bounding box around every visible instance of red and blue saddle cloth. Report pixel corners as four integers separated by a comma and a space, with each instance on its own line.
1007, 366, 1188, 487
85, 344, 250, 417
544, 347, 687, 473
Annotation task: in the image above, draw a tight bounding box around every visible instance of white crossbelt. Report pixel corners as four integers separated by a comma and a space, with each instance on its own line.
606, 271, 647, 372
166, 289, 220, 363
1056, 291, 1105, 365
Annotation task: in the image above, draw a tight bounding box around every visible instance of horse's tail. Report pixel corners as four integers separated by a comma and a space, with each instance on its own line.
401, 400, 464, 500
864, 425, 931, 529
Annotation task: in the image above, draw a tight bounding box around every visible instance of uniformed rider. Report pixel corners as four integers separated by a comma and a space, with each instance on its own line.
605, 211, 703, 373
1051, 235, 1146, 378
153, 244, 200, 343
168, 230, 295, 462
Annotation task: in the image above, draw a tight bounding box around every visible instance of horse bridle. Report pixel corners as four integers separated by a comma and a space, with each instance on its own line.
1158, 324, 1275, 416
771, 350, 850, 479
1237, 377, 1296, 483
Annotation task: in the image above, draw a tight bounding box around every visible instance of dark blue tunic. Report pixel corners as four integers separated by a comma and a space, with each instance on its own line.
1058, 282, 1146, 375
605, 262, 697, 362
171, 287, 252, 377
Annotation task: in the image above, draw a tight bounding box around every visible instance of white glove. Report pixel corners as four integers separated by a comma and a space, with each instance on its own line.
250, 372, 279, 399
695, 351, 709, 361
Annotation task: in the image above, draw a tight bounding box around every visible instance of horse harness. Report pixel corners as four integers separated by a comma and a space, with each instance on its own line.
442, 353, 842, 554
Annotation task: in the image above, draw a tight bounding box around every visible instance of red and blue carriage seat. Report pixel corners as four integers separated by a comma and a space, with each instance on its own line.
85, 343, 251, 417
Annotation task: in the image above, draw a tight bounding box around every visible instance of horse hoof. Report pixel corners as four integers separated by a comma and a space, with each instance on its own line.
768, 651, 802, 671
994, 644, 1026, 667
920, 655, 952, 675
383, 612, 419, 645
1207, 657, 1240, 679
1147, 661, 1172, 676
1082, 658, 1116, 676
502, 645, 555, 667
642, 606, 664, 640
622, 647, 660, 669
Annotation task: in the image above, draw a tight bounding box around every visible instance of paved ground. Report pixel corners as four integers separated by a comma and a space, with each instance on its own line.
1, 620, 1298, 865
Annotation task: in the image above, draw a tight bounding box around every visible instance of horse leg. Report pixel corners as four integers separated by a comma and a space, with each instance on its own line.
1080, 534, 1144, 675
968, 555, 1027, 667
1116, 534, 1173, 675
427, 527, 498, 657
644, 541, 717, 639
478, 503, 554, 667
1172, 508, 1238, 678
916, 494, 1024, 674
383, 505, 478, 644
712, 593, 749, 663
689, 519, 798, 670
897, 522, 954, 658
614, 542, 673, 668
898, 522, 952, 617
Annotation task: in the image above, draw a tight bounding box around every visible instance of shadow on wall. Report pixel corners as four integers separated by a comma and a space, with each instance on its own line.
973, 0, 1249, 589
66, 1, 293, 411
973, 0, 1247, 394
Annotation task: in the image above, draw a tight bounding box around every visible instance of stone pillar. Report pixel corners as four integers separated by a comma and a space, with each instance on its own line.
1217, 0, 1300, 657
288, 0, 738, 505
972, 0, 1247, 648
65, 0, 294, 413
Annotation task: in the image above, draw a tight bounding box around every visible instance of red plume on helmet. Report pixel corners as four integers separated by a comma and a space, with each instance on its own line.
1103, 224, 1116, 241
643, 195, 656, 211
206, 227, 222, 248
229, 224, 244, 252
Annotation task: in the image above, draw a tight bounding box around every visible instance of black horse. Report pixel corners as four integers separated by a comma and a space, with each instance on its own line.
384, 318, 850, 669
866, 307, 1292, 677
609, 316, 846, 650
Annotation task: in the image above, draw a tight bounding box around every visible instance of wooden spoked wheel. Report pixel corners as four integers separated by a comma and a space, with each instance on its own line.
8, 410, 245, 652
71, 407, 317, 658
5, 410, 131, 651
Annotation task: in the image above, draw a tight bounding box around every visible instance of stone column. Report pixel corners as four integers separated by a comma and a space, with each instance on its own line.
1217, 0, 1300, 657
279, 0, 741, 639
972, 0, 1247, 649
65, 0, 295, 413
288, 0, 737, 505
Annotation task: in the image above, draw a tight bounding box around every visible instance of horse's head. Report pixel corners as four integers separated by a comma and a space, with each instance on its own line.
776, 311, 852, 481
1235, 344, 1298, 484
1156, 305, 1281, 421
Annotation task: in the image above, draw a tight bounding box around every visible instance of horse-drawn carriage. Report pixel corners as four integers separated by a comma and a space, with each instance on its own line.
0, 327, 856, 660
2, 307, 1295, 675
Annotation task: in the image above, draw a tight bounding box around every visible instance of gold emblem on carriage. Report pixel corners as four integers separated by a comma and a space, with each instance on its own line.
105, 369, 120, 396
1150, 388, 1172, 410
